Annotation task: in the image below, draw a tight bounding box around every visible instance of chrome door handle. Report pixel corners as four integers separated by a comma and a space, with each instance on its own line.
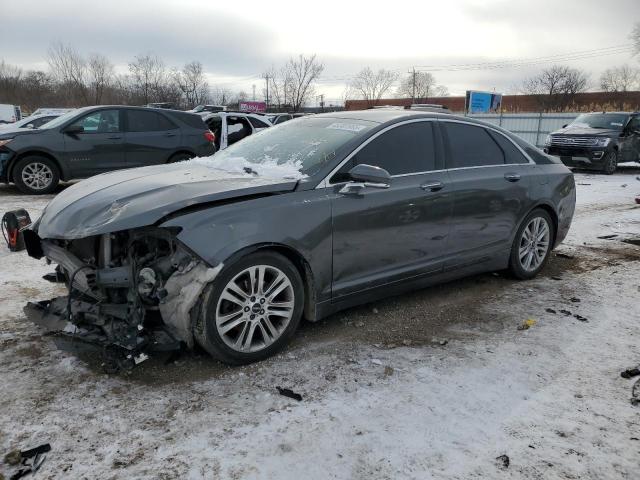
504, 173, 521, 182
420, 181, 444, 192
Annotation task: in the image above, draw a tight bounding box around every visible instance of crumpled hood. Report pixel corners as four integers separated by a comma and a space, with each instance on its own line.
551, 126, 621, 137
35, 163, 298, 239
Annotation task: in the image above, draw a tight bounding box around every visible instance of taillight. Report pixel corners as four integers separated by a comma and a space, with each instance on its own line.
204, 130, 215, 143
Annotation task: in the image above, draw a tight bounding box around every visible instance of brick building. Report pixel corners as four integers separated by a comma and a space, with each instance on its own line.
345, 91, 640, 113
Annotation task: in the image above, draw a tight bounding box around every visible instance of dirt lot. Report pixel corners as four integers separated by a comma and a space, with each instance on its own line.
1, 166, 640, 479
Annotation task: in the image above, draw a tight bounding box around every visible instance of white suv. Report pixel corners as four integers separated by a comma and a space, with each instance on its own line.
203, 112, 272, 150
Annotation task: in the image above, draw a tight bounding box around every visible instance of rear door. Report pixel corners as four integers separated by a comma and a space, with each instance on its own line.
440, 120, 532, 268
330, 120, 453, 299
621, 115, 640, 161
62, 109, 126, 177
124, 110, 181, 167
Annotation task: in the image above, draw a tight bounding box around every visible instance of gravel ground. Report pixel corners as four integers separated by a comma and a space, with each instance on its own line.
0, 165, 639, 479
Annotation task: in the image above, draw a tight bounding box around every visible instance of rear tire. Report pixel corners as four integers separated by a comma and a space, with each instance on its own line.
13, 155, 60, 194
168, 152, 194, 163
194, 251, 304, 365
508, 209, 555, 280
602, 151, 617, 175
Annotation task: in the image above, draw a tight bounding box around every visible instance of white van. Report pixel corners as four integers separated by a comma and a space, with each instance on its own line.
0, 104, 22, 124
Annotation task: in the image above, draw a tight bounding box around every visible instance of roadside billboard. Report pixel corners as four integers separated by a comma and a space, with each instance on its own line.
239, 101, 266, 113
465, 91, 502, 114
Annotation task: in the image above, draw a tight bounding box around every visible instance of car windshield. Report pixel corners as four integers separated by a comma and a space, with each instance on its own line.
569, 113, 628, 130
195, 117, 376, 178
38, 109, 84, 129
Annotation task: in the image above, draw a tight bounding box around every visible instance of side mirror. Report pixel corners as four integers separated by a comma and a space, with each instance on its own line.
64, 125, 84, 135
339, 164, 391, 195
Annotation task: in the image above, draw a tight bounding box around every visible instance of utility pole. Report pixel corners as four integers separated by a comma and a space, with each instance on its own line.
409, 67, 417, 105
319, 93, 324, 112
264, 74, 270, 112
252, 84, 256, 101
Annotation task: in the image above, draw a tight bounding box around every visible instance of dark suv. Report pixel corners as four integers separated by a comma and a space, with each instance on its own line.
544, 112, 640, 174
0, 106, 216, 194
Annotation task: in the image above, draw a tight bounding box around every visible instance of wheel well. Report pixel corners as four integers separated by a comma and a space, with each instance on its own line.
10, 151, 63, 181
246, 244, 317, 322
168, 150, 195, 163
530, 204, 559, 246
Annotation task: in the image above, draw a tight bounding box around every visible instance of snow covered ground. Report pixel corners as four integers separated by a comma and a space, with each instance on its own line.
1, 165, 639, 479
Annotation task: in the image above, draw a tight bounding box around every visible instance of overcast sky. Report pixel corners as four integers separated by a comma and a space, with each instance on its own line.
2, 0, 639, 104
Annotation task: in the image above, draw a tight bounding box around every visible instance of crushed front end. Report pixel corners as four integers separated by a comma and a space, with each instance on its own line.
23, 226, 222, 370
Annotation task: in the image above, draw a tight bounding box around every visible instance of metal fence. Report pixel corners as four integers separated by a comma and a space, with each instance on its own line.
467, 113, 579, 147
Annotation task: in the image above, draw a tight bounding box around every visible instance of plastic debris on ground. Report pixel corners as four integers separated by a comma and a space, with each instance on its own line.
517, 319, 537, 331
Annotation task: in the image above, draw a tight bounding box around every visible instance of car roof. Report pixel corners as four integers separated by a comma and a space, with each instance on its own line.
311, 109, 482, 125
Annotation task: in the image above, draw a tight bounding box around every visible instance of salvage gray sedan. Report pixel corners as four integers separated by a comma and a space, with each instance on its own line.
24, 110, 576, 367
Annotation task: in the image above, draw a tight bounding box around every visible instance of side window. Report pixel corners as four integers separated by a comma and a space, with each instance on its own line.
444, 123, 504, 168
488, 130, 529, 164
248, 117, 270, 129
227, 117, 252, 146
627, 116, 640, 131
331, 122, 436, 183
70, 110, 120, 133
126, 110, 176, 132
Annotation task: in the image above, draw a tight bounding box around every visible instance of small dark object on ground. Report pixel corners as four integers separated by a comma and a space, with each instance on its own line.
556, 252, 574, 259
42, 270, 65, 283
551, 276, 562, 281
570, 297, 581, 303
6, 443, 51, 480
621, 368, 640, 379
1, 209, 31, 252
496, 454, 510, 469
621, 238, 640, 246
163, 349, 183, 366
19, 444, 51, 459
573, 314, 588, 322
559, 309, 572, 316
546, 308, 557, 314
277, 387, 303, 401
635, 196, 640, 205
597, 234, 618, 239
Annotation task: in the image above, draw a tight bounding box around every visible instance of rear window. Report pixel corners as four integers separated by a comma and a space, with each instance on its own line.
171, 111, 208, 129
126, 110, 176, 132
488, 130, 529, 164
444, 122, 504, 168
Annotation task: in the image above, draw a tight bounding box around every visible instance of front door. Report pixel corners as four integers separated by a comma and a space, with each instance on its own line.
63, 109, 126, 177
621, 115, 640, 162
124, 109, 181, 167
330, 121, 453, 299
440, 121, 532, 268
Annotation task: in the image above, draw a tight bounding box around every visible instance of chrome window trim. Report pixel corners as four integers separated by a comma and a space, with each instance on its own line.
315, 117, 535, 189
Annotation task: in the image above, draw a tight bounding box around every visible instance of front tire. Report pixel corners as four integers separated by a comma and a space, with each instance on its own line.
602, 151, 617, 175
194, 251, 304, 365
508, 209, 555, 280
13, 156, 60, 194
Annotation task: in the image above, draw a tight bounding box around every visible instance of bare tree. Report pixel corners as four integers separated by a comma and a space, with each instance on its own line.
128, 54, 169, 105
47, 42, 90, 105
175, 61, 210, 108
87, 53, 114, 104
349, 67, 398, 107
210, 86, 233, 106
522, 65, 589, 111
396, 71, 448, 100
284, 54, 324, 112
600, 65, 639, 92
0, 59, 23, 104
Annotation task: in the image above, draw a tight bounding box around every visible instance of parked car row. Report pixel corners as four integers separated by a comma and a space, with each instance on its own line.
0, 106, 216, 193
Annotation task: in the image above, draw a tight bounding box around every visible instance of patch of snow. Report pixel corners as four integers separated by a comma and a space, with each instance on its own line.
191, 154, 306, 180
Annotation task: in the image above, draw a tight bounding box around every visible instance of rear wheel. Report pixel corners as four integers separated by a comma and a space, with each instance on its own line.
194, 251, 304, 365
602, 151, 617, 175
13, 155, 60, 194
168, 152, 194, 163
508, 209, 555, 280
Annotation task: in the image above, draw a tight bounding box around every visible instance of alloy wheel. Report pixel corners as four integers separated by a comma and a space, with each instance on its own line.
21, 162, 53, 191
215, 265, 295, 353
518, 216, 550, 272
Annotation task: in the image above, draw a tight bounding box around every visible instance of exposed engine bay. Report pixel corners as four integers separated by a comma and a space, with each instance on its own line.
23, 227, 222, 371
